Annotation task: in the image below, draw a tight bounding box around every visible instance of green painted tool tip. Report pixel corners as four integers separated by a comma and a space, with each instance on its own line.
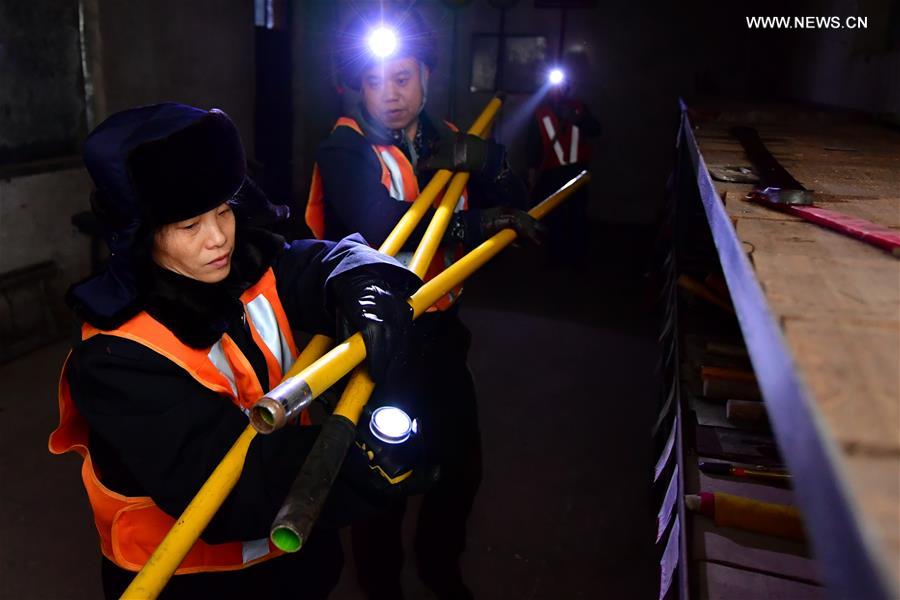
272, 527, 303, 553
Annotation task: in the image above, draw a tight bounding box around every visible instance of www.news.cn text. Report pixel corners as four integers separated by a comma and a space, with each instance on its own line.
746, 16, 868, 29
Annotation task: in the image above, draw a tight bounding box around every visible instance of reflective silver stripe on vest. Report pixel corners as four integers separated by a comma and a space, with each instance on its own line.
379, 150, 406, 201
241, 538, 270, 563
207, 340, 238, 397
541, 115, 567, 166
570, 125, 580, 164
245, 294, 294, 375
454, 189, 467, 211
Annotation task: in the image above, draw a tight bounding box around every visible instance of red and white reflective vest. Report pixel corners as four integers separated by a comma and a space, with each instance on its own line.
535, 101, 592, 170
305, 117, 468, 312
49, 268, 306, 574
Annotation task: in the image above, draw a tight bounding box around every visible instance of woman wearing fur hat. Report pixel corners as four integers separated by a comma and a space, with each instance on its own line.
50, 103, 421, 598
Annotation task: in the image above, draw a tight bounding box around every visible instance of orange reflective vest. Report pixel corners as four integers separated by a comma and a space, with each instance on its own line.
49, 268, 306, 574
535, 101, 592, 170
305, 117, 467, 312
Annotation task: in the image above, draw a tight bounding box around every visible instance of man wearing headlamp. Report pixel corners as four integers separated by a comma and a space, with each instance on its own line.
305, 5, 541, 599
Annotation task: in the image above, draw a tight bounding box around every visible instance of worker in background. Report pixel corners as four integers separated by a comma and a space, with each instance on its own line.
50, 103, 423, 599
527, 51, 601, 266
305, 5, 544, 599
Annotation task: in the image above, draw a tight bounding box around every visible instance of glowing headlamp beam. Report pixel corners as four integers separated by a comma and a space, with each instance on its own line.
368, 26, 398, 58
548, 68, 565, 85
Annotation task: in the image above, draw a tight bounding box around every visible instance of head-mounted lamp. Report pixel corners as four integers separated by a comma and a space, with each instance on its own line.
367, 26, 398, 59
548, 68, 566, 85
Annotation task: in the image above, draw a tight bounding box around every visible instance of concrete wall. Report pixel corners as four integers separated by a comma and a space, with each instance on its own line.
751, 0, 900, 117
0, 169, 93, 331
93, 0, 256, 148
0, 0, 257, 344
0, 169, 92, 277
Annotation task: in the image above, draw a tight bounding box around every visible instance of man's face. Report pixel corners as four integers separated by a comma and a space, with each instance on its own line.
360, 56, 427, 131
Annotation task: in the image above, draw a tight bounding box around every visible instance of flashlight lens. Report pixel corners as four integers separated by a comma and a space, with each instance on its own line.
370, 406, 412, 444
368, 26, 398, 58
549, 68, 565, 85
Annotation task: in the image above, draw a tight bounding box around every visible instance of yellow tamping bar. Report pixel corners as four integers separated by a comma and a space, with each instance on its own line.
118, 340, 326, 600
365, 94, 502, 259
281, 94, 502, 380
321, 117, 496, 426
265, 119, 504, 551
406, 169, 470, 276
119, 96, 503, 600
269, 122, 488, 542
251, 170, 591, 433
265, 171, 591, 552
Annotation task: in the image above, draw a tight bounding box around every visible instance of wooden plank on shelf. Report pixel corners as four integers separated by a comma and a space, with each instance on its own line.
743, 226, 900, 321
697, 561, 825, 600
841, 453, 900, 586
783, 318, 899, 452
692, 106, 900, 596
691, 518, 820, 583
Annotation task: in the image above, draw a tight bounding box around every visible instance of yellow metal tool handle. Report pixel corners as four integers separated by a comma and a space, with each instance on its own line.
380, 95, 502, 256
268, 366, 375, 553
119, 97, 504, 599
405, 97, 501, 271
279, 94, 504, 383
406, 171, 470, 276
266, 111, 502, 548
252, 170, 590, 431
119, 346, 328, 599
251, 99, 503, 433
281, 93, 501, 381
266, 171, 591, 552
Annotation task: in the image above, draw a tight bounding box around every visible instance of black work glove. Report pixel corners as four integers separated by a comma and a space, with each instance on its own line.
479, 206, 547, 246
420, 133, 498, 174
347, 404, 440, 498
330, 270, 419, 385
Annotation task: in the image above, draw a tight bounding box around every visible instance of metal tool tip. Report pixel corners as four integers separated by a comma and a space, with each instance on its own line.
250, 399, 284, 434
271, 526, 303, 553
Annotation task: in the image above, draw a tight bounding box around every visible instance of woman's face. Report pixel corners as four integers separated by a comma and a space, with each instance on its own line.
152, 202, 235, 283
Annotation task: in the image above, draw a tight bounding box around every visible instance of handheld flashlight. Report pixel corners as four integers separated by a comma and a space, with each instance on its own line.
368, 26, 398, 59
369, 406, 415, 444
548, 68, 565, 85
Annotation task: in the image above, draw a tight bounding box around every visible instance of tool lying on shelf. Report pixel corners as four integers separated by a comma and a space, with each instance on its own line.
677, 274, 734, 315
686, 492, 805, 541
746, 187, 900, 257
699, 461, 790, 484
729, 126, 900, 257
700, 366, 761, 401
725, 399, 770, 430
